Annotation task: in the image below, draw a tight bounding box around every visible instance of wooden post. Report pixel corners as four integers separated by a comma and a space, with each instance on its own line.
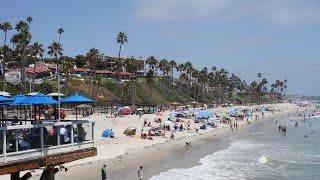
3, 130, 6, 163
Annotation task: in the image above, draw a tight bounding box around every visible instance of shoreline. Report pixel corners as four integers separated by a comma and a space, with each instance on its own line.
0, 103, 297, 180
52, 104, 297, 180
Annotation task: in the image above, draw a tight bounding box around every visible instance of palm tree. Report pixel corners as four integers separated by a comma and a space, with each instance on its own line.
14, 21, 32, 92
58, 28, 64, 43
169, 60, 177, 101
0, 22, 13, 90
30, 42, 44, 91
184, 61, 193, 101
86, 48, 100, 97
159, 59, 170, 108
61, 56, 74, 95
145, 56, 158, 104
283, 79, 288, 98
257, 73, 262, 83
125, 56, 139, 107
48, 42, 63, 60
26, 16, 33, 27
113, 32, 128, 103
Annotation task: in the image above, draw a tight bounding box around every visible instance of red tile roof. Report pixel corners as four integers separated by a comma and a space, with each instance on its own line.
95, 70, 114, 74
25, 66, 51, 74
74, 68, 90, 72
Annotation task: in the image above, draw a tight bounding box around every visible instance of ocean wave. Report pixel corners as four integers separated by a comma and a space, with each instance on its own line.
150, 138, 318, 180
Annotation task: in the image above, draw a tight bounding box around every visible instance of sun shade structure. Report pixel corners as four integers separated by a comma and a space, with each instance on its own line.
9, 93, 28, 105
0, 91, 11, 97
61, 92, 95, 104
0, 95, 13, 103
61, 92, 95, 120
19, 93, 58, 105
47, 92, 66, 97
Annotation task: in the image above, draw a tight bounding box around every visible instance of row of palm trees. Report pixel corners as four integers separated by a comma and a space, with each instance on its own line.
1, 18, 288, 105
0, 17, 66, 94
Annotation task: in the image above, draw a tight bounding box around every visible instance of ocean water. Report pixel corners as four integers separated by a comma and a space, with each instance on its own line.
151, 111, 320, 180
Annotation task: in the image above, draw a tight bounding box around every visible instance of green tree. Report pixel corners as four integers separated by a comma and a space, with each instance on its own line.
30, 42, 44, 91
0, 22, 13, 90
61, 56, 74, 95
86, 48, 100, 97
113, 32, 128, 103
145, 56, 158, 104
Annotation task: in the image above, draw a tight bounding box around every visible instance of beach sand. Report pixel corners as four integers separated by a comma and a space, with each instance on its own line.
0, 103, 298, 180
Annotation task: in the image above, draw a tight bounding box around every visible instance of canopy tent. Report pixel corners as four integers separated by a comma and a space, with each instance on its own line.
196, 110, 215, 119
123, 127, 136, 135
229, 107, 240, 116
102, 128, 114, 138
117, 106, 131, 115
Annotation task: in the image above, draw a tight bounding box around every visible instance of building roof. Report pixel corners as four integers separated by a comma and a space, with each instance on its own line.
95, 70, 114, 74
74, 68, 90, 73
25, 66, 51, 74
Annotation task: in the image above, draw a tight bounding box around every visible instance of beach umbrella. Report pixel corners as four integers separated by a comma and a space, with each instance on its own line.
19, 94, 58, 121
0, 96, 13, 103
9, 93, 28, 105
61, 92, 95, 120
61, 92, 95, 104
20, 93, 58, 105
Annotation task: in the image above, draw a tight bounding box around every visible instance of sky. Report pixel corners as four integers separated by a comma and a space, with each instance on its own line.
1, 0, 320, 96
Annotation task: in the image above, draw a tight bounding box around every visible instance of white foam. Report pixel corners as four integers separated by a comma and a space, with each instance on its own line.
259, 156, 268, 164
150, 140, 273, 180
150, 137, 320, 180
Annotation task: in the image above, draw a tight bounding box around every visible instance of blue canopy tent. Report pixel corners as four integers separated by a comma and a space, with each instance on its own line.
195, 110, 215, 122
229, 107, 240, 116
61, 92, 95, 120
102, 128, 114, 138
19, 93, 58, 121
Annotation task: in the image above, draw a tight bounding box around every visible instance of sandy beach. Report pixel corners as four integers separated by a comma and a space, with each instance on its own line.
53, 103, 297, 179
0, 103, 298, 180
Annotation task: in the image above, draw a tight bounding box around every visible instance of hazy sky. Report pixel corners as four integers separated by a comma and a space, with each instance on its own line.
1, 0, 319, 96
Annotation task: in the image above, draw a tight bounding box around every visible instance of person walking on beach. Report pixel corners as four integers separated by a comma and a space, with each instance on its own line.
138, 166, 143, 180
101, 164, 107, 180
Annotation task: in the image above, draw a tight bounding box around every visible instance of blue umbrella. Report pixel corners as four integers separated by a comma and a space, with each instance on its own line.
20, 93, 58, 105
61, 92, 95, 104
0, 95, 13, 103
61, 92, 95, 120
9, 93, 28, 105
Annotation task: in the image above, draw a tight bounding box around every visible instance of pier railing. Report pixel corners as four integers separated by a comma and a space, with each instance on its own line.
0, 120, 95, 164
